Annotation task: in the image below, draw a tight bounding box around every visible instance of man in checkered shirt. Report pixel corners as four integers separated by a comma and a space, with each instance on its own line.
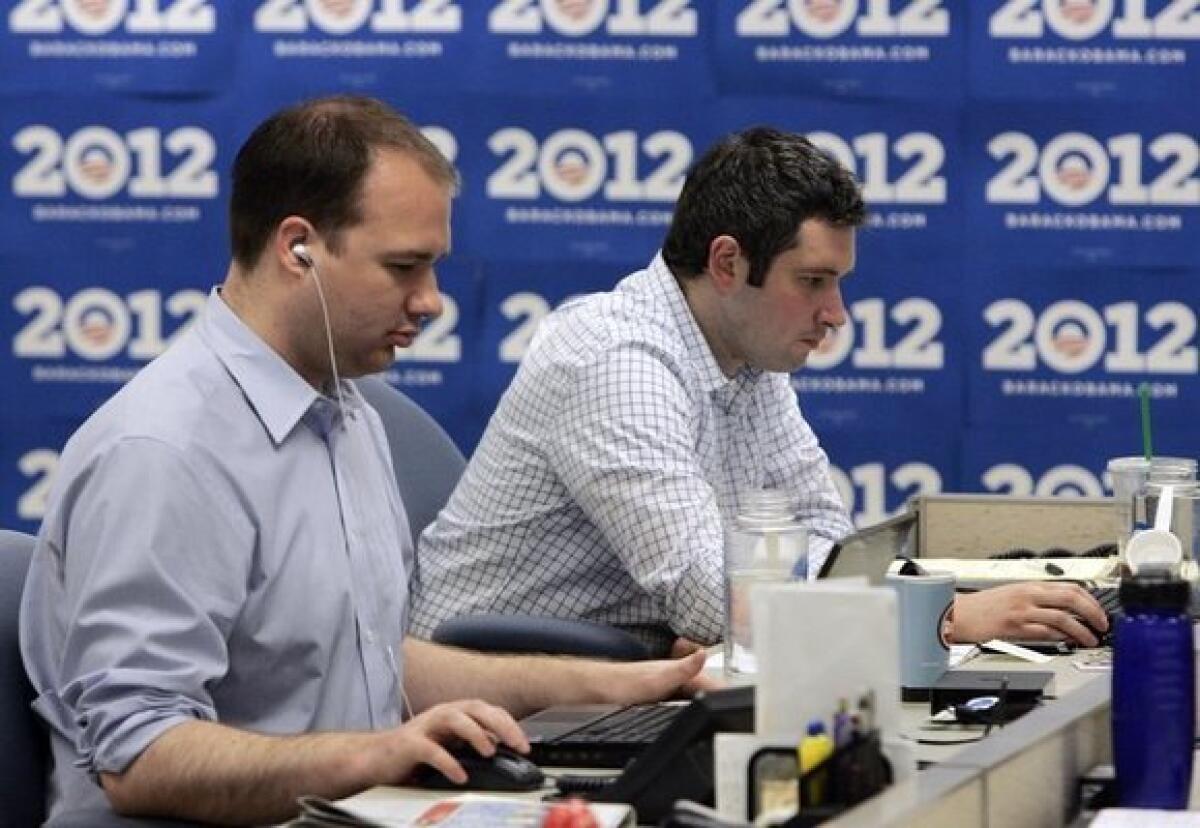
410, 127, 1108, 656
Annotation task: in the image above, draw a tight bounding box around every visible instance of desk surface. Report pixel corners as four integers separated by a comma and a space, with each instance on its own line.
337, 650, 1109, 826
905, 648, 1105, 766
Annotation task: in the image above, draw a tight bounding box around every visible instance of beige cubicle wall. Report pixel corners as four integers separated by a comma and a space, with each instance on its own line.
911, 495, 1116, 560
830, 677, 1112, 828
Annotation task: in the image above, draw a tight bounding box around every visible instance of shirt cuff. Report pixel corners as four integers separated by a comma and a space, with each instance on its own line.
60, 678, 216, 777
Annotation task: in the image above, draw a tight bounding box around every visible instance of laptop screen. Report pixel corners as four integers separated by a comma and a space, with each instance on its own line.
816, 511, 916, 585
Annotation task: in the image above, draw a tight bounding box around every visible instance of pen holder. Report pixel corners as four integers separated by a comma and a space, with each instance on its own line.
785, 732, 894, 827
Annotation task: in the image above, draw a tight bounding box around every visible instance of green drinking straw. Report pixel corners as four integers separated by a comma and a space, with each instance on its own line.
1138, 382, 1153, 461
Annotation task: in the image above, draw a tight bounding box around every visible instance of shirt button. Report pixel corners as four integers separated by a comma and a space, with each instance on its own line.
364, 629, 376, 645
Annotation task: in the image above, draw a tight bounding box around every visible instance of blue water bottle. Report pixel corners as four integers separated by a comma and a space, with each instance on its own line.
1112, 574, 1195, 809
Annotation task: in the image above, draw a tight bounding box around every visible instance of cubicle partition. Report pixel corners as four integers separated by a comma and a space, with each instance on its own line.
835, 669, 1112, 827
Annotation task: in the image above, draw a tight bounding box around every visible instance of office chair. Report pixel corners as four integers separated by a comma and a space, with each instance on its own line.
354, 375, 467, 543
352, 378, 652, 662
0, 529, 46, 827
433, 613, 652, 661
3, 531, 199, 828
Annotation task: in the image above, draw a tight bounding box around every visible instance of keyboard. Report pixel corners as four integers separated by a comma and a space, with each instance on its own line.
1088, 585, 1121, 647
527, 703, 683, 768
568, 704, 681, 743
1089, 585, 1120, 615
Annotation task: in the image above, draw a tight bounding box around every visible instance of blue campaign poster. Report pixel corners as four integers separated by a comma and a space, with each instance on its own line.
456, 95, 717, 263
961, 422, 1197, 500
0, 0, 234, 93
1, 239, 219, 420
0, 413, 83, 535
814, 421, 957, 528
968, 0, 1200, 102
234, 0, 470, 95
713, 0, 966, 100
0, 3, 1196, 530
966, 265, 1200, 431
463, 0, 713, 99
965, 102, 1200, 269
0, 92, 231, 252
1, 93, 230, 418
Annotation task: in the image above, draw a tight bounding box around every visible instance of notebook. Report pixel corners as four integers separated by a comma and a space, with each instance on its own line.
523, 515, 915, 768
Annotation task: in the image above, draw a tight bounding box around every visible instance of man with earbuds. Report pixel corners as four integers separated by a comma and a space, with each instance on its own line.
19, 96, 706, 826
410, 126, 1109, 655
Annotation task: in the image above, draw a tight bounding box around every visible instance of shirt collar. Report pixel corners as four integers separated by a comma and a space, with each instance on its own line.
198, 288, 361, 445
647, 253, 763, 404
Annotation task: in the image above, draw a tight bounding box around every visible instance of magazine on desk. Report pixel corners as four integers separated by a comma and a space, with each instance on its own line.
288, 793, 635, 828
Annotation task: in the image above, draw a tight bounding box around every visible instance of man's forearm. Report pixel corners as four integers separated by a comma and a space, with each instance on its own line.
101, 719, 383, 825
402, 638, 706, 718
403, 638, 591, 717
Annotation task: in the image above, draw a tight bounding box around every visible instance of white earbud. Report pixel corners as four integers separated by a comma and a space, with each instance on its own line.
288, 240, 346, 428
291, 242, 314, 268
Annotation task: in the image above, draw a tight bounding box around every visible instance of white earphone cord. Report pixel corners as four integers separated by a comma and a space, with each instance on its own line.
303, 256, 348, 427
304, 253, 415, 722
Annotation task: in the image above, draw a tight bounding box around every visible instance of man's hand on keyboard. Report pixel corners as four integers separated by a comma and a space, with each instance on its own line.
948, 583, 1109, 647
668, 638, 726, 695
603, 649, 719, 703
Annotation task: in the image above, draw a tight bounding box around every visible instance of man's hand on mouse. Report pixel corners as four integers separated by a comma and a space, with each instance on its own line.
948, 582, 1109, 647
376, 699, 528, 787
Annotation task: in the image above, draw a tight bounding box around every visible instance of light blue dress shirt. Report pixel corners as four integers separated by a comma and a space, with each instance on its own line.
20, 289, 411, 819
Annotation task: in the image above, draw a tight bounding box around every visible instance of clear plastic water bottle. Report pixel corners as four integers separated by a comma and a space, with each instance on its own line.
1111, 456, 1197, 559
723, 489, 807, 676
1111, 574, 1195, 809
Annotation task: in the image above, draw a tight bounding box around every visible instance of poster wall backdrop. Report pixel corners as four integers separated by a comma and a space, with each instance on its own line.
3, 1, 1198, 534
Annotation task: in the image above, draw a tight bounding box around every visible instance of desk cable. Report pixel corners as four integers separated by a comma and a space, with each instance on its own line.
386, 643, 415, 722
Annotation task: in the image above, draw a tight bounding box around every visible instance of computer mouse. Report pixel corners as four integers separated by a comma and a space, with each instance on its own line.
410, 745, 546, 792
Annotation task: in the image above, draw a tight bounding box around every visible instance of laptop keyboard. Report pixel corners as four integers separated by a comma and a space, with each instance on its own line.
562, 703, 681, 744
528, 703, 684, 768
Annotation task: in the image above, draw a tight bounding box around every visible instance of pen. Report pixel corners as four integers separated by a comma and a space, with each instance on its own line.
857, 689, 875, 735
832, 698, 852, 748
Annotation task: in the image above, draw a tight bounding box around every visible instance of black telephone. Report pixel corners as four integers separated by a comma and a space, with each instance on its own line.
566, 686, 755, 824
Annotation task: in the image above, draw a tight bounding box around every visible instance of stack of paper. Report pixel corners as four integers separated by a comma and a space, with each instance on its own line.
289, 793, 635, 828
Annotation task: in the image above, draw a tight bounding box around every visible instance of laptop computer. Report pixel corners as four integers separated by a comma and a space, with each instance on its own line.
523, 699, 691, 767
522, 514, 915, 767
816, 510, 916, 585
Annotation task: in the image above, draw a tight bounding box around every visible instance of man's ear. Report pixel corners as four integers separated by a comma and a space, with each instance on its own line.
275, 216, 316, 276
706, 235, 743, 295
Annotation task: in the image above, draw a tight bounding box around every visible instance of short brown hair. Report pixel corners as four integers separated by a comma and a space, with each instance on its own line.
663, 126, 865, 287
229, 95, 458, 269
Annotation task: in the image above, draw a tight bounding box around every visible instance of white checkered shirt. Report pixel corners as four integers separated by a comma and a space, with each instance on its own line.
410, 254, 853, 654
